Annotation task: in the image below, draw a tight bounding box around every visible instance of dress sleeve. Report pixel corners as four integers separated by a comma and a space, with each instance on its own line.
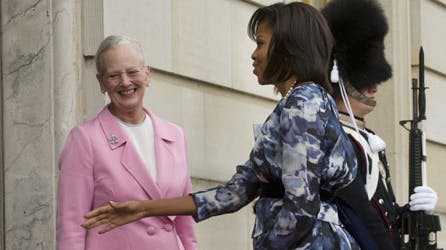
191, 159, 260, 222
56, 126, 94, 250
254, 93, 324, 249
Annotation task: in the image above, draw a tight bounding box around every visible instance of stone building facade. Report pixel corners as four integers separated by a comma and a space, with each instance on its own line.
1, 0, 445, 249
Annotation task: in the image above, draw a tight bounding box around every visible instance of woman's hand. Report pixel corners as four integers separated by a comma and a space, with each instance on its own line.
82, 200, 148, 234
82, 196, 197, 234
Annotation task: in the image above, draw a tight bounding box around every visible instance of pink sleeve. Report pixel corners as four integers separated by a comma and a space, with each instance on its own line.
56, 126, 94, 250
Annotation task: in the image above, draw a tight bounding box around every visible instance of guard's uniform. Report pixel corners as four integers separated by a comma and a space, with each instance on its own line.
338, 113, 402, 249
322, 0, 404, 248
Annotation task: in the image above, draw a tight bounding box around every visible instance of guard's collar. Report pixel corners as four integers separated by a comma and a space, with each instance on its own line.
339, 111, 366, 130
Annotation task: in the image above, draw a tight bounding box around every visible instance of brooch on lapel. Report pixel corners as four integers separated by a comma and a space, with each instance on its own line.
108, 134, 119, 145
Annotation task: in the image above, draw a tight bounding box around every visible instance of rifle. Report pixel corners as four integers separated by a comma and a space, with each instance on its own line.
399, 47, 442, 250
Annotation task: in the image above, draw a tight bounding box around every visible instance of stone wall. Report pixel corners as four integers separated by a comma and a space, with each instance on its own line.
1, 0, 446, 249
3, 0, 55, 249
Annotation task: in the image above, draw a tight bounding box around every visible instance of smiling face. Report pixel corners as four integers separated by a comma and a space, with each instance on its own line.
97, 43, 149, 121
251, 22, 273, 85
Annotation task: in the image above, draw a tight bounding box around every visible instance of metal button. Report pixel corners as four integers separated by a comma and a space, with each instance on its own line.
379, 199, 384, 205
385, 211, 388, 216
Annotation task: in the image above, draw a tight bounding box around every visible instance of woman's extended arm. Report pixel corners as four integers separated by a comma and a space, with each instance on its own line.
82, 196, 197, 234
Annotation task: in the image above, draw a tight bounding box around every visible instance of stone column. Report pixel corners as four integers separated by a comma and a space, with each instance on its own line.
53, 0, 83, 160
0, 1, 3, 248
1, 0, 81, 248
386, 0, 411, 203
51, 1, 83, 249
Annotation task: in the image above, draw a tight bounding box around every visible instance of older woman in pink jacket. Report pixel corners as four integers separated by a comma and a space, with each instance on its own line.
56, 35, 197, 250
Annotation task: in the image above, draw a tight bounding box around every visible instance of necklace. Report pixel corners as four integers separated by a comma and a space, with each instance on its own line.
282, 80, 297, 100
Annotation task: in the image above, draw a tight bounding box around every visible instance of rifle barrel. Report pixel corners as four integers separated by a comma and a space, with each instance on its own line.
419, 47, 426, 120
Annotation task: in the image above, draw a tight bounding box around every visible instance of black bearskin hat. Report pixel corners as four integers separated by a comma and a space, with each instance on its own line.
322, 0, 392, 91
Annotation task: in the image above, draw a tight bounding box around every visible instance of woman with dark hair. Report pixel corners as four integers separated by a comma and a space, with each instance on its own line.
82, 2, 359, 249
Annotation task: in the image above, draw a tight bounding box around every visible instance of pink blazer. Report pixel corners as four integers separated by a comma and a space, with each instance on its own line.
57, 106, 197, 250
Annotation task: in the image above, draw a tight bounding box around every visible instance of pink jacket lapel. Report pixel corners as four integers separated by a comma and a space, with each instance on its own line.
97, 107, 163, 200
146, 109, 177, 197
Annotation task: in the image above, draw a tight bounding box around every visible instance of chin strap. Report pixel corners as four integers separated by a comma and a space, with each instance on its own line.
344, 81, 377, 107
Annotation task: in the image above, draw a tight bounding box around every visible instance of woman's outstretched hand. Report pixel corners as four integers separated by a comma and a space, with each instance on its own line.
82, 196, 197, 234
82, 200, 147, 234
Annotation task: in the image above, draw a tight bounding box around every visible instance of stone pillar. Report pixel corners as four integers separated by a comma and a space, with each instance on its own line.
2, 0, 55, 248
1, 0, 81, 248
52, 1, 83, 249
387, 0, 412, 204
53, 0, 83, 159
0, 1, 4, 248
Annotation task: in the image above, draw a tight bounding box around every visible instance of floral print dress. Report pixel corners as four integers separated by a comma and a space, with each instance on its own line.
191, 83, 359, 249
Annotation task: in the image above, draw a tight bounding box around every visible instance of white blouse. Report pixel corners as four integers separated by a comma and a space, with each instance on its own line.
118, 113, 157, 181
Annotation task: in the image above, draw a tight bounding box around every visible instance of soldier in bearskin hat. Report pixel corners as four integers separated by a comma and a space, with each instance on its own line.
322, 0, 438, 249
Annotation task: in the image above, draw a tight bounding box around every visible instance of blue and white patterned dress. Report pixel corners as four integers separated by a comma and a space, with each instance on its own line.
192, 83, 359, 249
